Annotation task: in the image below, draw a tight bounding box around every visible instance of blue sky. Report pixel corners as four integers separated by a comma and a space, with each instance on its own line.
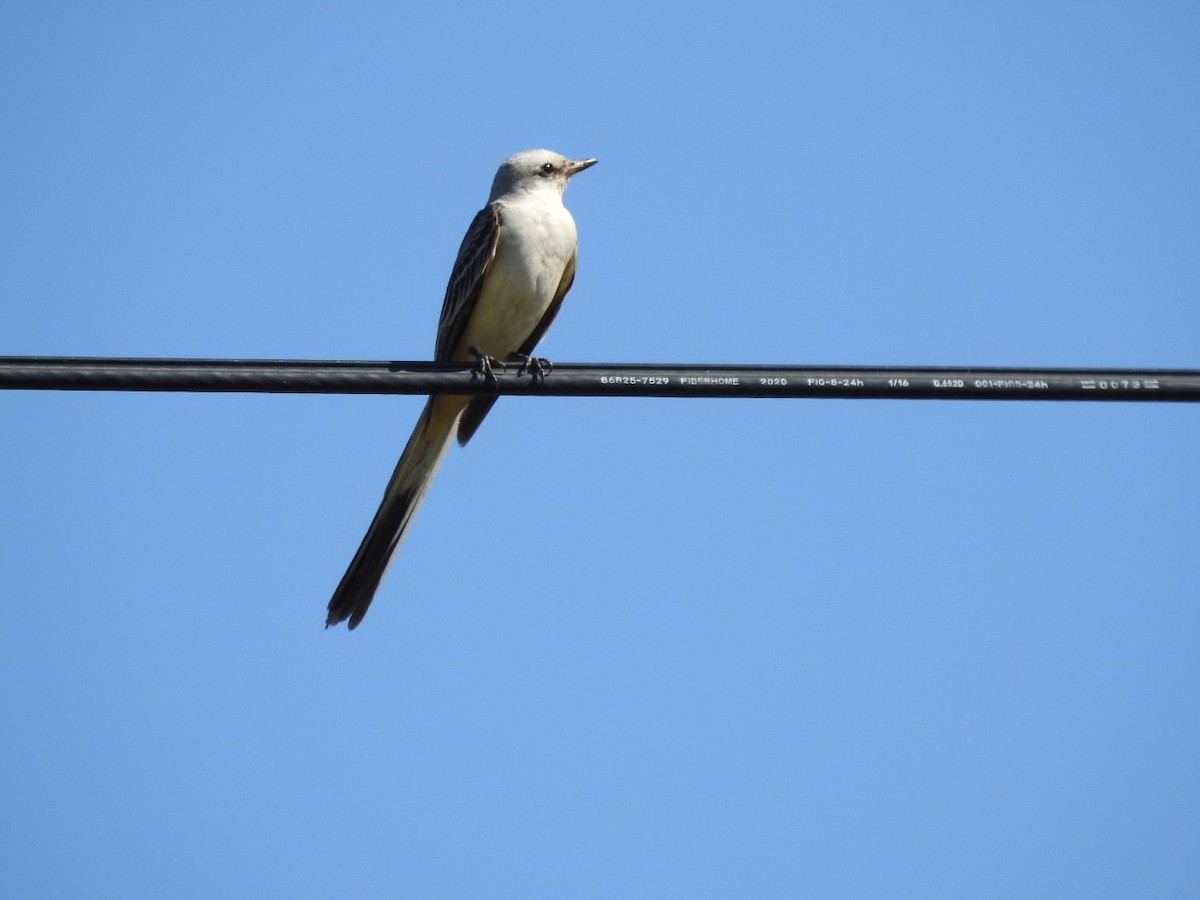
2, 2, 1198, 897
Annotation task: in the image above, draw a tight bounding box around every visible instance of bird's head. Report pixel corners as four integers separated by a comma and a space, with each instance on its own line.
489, 149, 597, 201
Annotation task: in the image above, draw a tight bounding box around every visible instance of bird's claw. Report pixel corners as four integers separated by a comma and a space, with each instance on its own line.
511, 353, 554, 380
469, 349, 507, 384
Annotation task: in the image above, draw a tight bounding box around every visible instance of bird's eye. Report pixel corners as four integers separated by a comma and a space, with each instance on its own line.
540, 162, 555, 175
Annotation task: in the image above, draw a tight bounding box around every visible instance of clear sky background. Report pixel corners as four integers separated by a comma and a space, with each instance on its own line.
2, 2, 1198, 897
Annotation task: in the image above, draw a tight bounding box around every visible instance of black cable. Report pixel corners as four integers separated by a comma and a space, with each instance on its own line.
1, 355, 1197, 402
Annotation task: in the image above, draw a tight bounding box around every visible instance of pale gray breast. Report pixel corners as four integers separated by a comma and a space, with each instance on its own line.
493, 199, 577, 301
456, 199, 577, 356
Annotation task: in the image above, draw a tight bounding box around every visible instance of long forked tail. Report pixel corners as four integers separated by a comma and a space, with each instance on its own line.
326, 395, 463, 629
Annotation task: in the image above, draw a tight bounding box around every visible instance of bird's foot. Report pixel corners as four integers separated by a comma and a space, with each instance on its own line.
469, 348, 507, 384
510, 353, 554, 380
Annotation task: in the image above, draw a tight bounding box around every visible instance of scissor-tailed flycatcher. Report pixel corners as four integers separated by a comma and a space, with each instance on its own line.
326, 149, 597, 629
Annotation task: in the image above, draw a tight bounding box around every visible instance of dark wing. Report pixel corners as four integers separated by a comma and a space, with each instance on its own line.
435, 202, 502, 363
455, 248, 577, 446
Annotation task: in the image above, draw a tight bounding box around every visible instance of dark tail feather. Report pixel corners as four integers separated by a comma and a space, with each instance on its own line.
326, 397, 459, 629
456, 395, 498, 446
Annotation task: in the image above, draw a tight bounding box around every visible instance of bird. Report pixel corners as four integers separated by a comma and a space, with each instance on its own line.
326, 149, 597, 629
